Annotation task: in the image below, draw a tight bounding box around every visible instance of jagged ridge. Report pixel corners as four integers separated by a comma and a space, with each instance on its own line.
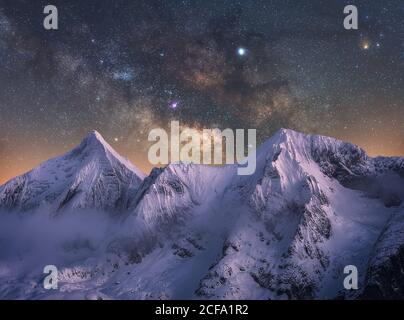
0, 129, 403, 299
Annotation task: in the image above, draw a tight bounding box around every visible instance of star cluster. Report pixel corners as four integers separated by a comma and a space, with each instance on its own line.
0, 0, 403, 183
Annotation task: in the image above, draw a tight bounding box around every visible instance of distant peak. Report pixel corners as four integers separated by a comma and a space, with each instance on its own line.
88, 130, 101, 137
270, 128, 306, 143
80, 130, 117, 154
77, 130, 146, 179
276, 128, 301, 136
259, 128, 368, 162
84, 130, 107, 144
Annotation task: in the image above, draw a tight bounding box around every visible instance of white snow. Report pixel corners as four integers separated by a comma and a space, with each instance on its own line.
0, 128, 403, 300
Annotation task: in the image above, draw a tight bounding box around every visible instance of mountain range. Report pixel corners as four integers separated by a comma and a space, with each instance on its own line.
0, 129, 403, 300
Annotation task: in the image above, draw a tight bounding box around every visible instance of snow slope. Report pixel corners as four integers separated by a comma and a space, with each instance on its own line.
0, 129, 403, 299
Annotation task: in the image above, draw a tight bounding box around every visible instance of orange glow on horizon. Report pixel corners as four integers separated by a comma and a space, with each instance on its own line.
1, 135, 403, 186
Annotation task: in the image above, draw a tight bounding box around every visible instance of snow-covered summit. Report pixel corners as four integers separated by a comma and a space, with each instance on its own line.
77, 130, 145, 179
0, 131, 145, 214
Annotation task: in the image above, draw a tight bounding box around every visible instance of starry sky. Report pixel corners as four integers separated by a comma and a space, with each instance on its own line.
0, 0, 403, 183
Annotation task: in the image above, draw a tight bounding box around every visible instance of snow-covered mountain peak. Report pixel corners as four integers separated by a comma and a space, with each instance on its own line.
256, 128, 369, 170
262, 128, 363, 155
80, 130, 110, 150
0, 131, 145, 213
258, 128, 312, 158
72, 131, 145, 179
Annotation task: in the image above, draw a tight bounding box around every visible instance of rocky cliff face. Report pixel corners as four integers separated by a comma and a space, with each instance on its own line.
362, 210, 404, 299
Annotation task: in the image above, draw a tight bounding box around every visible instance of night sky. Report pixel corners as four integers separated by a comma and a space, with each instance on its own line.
0, 0, 403, 184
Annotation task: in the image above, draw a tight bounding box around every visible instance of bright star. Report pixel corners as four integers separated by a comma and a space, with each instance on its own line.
169, 101, 179, 109
237, 47, 246, 56
361, 40, 371, 50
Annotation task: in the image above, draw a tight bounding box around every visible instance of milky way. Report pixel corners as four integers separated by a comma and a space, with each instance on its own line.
0, 0, 403, 183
